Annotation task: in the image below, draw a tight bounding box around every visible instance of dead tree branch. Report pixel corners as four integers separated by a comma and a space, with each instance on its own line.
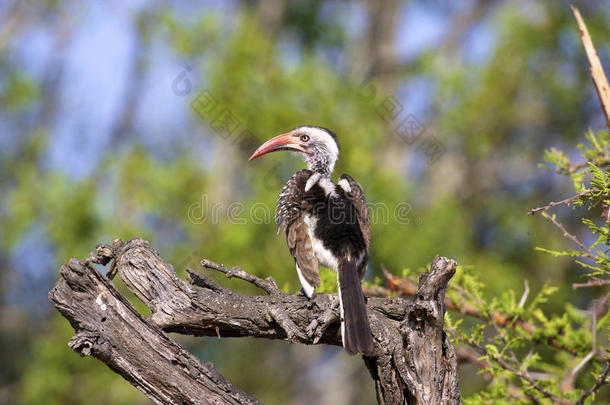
571, 5, 610, 131
49, 238, 460, 405
573, 278, 610, 289
48, 254, 261, 405
527, 190, 590, 216
366, 266, 610, 360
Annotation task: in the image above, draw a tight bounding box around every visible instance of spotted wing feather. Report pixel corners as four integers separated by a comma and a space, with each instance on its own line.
276, 169, 320, 289
276, 170, 311, 233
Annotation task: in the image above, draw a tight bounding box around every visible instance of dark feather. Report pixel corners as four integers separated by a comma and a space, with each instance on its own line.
276, 170, 321, 290
338, 258, 375, 356
275, 169, 312, 233
338, 174, 371, 280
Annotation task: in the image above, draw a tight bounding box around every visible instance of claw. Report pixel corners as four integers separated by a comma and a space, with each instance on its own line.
300, 288, 317, 300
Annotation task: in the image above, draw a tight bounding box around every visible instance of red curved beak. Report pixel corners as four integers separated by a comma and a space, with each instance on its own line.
248, 132, 304, 161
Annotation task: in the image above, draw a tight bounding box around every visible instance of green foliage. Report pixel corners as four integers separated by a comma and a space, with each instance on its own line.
447, 265, 604, 404
447, 127, 610, 404
0, 71, 39, 112
318, 267, 338, 294
2, 2, 610, 404
538, 131, 610, 280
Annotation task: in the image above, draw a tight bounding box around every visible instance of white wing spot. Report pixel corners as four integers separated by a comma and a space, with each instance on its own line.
338, 178, 351, 193
296, 263, 315, 298
305, 172, 321, 192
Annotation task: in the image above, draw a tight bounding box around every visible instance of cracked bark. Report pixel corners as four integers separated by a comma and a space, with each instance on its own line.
49, 238, 460, 404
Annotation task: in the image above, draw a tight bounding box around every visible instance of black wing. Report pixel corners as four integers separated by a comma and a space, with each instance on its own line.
338, 174, 371, 251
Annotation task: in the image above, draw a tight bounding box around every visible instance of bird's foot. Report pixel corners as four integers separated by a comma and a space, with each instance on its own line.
300, 287, 316, 300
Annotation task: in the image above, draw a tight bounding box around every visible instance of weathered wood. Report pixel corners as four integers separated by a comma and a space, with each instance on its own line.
49, 238, 460, 404
363, 256, 460, 404
403, 257, 460, 404
48, 255, 261, 405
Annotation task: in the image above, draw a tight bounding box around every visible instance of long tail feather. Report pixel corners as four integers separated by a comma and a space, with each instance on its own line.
338, 258, 374, 356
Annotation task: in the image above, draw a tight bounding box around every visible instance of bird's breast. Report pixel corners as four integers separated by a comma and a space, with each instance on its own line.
303, 213, 340, 271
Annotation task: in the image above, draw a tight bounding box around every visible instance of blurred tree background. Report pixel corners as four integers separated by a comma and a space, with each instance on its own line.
1, 0, 609, 404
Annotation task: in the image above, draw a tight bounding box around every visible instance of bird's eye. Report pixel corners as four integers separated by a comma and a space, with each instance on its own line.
300, 135, 310, 142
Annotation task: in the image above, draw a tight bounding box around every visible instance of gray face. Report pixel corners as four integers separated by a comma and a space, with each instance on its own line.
291, 126, 339, 175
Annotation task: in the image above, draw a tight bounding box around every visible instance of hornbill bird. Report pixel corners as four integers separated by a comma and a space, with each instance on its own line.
249, 126, 374, 356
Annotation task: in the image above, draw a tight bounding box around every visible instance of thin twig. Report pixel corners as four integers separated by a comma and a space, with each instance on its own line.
571, 351, 595, 379
525, 393, 543, 405
200, 259, 282, 295
575, 361, 610, 405
520, 345, 536, 374
565, 159, 610, 174
571, 5, 610, 131
573, 278, 610, 289
519, 279, 530, 308
542, 213, 596, 259
497, 351, 572, 404
368, 267, 600, 358
455, 346, 496, 384
562, 299, 602, 390
447, 329, 574, 405
528, 191, 590, 216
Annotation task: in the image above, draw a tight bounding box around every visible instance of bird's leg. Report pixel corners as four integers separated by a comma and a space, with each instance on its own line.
306, 295, 341, 343
300, 288, 317, 300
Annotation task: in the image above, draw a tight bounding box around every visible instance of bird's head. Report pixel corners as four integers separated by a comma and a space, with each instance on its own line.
248, 126, 339, 176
